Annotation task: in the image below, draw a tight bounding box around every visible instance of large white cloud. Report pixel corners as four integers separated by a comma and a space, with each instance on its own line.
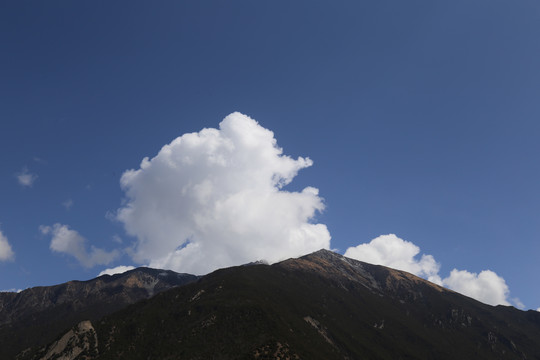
344, 234, 442, 284
110, 111, 518, 308
442, 269, 510, 306
40, 224, 118, 268
344, 234, 516, 307
0, 229, 15, 262
117, 112, 330, 275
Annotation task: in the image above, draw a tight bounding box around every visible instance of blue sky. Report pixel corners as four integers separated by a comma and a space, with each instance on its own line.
1, 1, 539, 309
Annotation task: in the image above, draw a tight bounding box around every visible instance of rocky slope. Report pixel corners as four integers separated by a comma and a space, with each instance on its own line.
0, 268, 198, 359
20, 250, 540, 359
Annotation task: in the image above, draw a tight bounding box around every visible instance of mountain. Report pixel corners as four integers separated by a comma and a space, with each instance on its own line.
14, 250, 540, 359
0, 267, 198, 359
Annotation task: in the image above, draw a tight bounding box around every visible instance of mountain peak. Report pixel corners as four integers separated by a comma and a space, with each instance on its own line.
280, 249, 446, 296
279, 249, 381, 291
301, 248, 342, 260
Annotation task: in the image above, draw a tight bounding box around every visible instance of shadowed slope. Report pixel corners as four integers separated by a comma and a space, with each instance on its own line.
0, 268, 198, 358
24, 250, 540, 359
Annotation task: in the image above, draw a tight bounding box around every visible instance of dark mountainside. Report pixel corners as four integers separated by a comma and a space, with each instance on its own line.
0, 268, 198, 359
18, 250, 540, 360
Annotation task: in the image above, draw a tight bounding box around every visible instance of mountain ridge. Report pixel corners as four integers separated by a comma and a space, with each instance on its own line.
17, 249, 540, 359
0, 267, 199, 359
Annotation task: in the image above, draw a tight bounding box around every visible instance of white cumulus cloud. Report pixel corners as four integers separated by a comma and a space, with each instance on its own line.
344, 234, 516, 307
98, 265, 135, 277
16, 167, 38, 187
344, 234, 442, 284
442, 269, 510, 306
0, 229, 15, 262
117, 112, 330, 275
40, 223, 119, 268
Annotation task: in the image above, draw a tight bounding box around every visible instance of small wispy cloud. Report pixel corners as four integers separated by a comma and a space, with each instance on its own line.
345, 234, 519, 308
16, 167, 38, 187
344, 234, 441, 284
40, 223, 119, 268
0, 288, 23, 293
0, 228, 15, 262
62, 199, 74, 210
98, 265, 135, 277
443, 269, 510, 306
512, 298, 525, 309
33, 157, 47, 165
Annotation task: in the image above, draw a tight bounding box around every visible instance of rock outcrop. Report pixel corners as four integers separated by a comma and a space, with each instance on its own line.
38, 320, 98, 360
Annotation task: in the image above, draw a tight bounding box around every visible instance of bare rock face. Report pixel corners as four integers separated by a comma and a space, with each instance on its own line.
0, 268, 198, 359
38, 320, 98, 360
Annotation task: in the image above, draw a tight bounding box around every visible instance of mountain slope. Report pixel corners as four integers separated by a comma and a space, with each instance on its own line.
23, 249, 540, 359
0, 268, 198, 359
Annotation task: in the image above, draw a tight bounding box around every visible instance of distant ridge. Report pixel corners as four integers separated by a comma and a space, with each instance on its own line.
18, 249, 540, 359
0, 267, 198, 359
